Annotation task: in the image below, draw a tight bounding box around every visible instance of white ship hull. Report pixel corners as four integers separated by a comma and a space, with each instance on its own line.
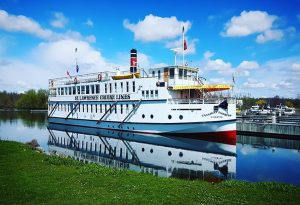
48, 63, 236, 139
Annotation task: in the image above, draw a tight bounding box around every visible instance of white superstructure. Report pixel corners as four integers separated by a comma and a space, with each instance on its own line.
48, 49, 236, 138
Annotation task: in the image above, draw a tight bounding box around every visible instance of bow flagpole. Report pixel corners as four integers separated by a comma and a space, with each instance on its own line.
182, 26, 185, 66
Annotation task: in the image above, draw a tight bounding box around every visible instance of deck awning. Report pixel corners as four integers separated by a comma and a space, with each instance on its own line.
170, 84, 232, 92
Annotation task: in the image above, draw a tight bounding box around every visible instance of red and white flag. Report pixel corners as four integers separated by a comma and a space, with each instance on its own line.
184, 39, 187, 50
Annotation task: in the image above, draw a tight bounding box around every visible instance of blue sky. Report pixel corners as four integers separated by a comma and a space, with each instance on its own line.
0, 0, 299, 98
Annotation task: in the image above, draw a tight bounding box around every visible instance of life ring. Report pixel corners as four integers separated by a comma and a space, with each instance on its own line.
74, 77, 78, 84
98, 74, 102, 81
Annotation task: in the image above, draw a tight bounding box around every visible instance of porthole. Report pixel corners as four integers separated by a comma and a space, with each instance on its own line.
168, 115, 172, 120
133, 127, 135, 130
168, 151, 172, 156
150, 114, 153, 119
127, 127, 129, 129
142, 114, 145, 118
150, 149, 153, 153
142, 148, 145, 152
179, 152, 183, 157
179, 115, 183, 120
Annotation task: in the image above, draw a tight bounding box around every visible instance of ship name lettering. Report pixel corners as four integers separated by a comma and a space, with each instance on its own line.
75, 94, 130, 101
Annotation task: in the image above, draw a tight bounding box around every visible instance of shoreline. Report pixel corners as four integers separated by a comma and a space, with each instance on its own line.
0, 140, 299, 204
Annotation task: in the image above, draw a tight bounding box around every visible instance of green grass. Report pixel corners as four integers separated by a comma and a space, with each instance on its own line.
0, 140, 299, 205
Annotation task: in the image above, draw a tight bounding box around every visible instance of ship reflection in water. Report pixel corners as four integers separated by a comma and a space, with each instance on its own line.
47, 123, 236, 182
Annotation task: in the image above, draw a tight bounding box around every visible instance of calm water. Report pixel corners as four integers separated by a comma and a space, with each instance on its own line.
0, 110, 299, 185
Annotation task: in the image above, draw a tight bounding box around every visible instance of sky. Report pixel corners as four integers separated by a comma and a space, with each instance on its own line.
0, 0, 299, 98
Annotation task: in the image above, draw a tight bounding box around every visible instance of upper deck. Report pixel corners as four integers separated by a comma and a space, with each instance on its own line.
48, 65, 231, 101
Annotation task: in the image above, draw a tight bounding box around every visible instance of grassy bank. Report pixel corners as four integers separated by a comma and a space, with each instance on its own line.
0, 141, 299, 205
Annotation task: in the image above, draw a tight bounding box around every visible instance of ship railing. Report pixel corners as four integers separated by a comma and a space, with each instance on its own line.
167, 97, 235, 105
48, 71, 117, 88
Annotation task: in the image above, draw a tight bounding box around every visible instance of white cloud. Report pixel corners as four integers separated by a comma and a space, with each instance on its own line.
165, 37, 198, 55
0, 9, 53, 39
0, 9, 95, 43
237, 60, 259, 71
222, 10, 277, 37
204, 51, 215, 59
271, 80, 295, 90
85, 19, 94, 27
51, 12, 68, 28
123, 14, 191, 42
85, 35, 96, 43
256, 29, 283, 43
292, 63, 300, 71
205, 58, 233, 75
243, 79, 265, 88
0, 39, 114, 92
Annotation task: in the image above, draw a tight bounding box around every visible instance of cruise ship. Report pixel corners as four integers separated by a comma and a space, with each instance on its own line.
48, 49, 236, 138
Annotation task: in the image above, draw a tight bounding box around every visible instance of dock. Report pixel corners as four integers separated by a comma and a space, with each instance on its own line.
237, 114, 300, 139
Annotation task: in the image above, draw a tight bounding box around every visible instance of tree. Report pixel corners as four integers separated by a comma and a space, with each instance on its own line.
285, 101, 294, 108
255, 99, 266, 106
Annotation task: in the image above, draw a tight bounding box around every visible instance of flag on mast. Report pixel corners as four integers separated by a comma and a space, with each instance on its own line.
184, 39, 187, 50
67, 70, 72, 78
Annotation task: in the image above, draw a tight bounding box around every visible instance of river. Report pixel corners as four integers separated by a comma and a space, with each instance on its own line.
0, 110, 299, 186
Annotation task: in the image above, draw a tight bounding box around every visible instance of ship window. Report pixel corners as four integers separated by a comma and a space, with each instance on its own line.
152, 71, 155, 77
110, 104, 113, 114
91, 85, 95, 94
146, 90, 149, 98
184, 69, 187, 79
121, 82, 123, 93
86, 85, 90, 94
96, 84, 100, 94
100, 104, 102, 113
142, 91, 145, 98
115, 83, 117, 93
81, 86, 85, 94
168, 151, 172, 156
72, 86, 76, 95
179, 152, 183, 157
169, 68, 175, 79
115, 105, 117, 114
126, 81, 129, 92
86, 104, 89, 112
61, 88, 64, 95
155, 90, 158, 98
142, 114, 145, 118
150, 90, 154, 98
150, 114, 153, 119
105, 104, 107, 112
121, 104, 123, 114
57, 89, 60, 95
179, 69, 183, 79
158, 70, 161, 80
168, 115, 172, 119
179, 115, 183, 120
95, 104, 97, 113
109, 83, 112, 93
132, 81, 135, 92
69, 87, 72, 95
91, 104, 93, 113
77, 86, 80, 94
82, 104, 84, 112
105, 84, 107, 93
150, 149, 153, 153
64, 104, 66, 111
